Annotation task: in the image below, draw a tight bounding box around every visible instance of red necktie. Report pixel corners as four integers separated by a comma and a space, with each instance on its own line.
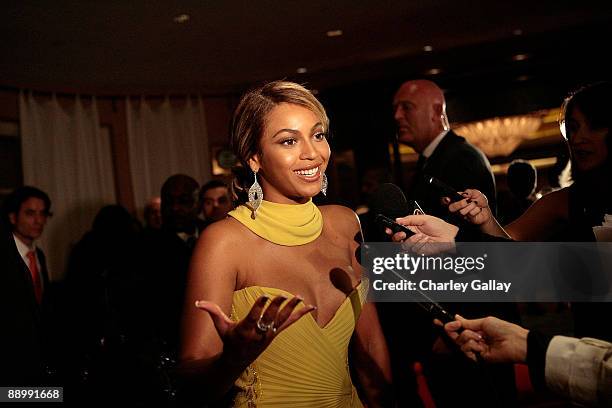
26, 250, 43, 304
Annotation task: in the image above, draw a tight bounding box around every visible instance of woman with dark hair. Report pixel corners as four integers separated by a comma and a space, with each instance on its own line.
444, 82, 612, 340
178, 81, 391, 407
448, 82, 612, 242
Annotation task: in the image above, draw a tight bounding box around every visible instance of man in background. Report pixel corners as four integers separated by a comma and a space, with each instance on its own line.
199, 180, 231, 227
1, 186, 53, 384
142, 174, 203, 353
3, 186, 52, 306
144, 196, 162, 231
393, 79, 496, 218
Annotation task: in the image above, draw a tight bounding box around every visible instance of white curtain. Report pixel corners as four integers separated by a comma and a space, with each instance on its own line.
126, 97, 211, 218
19, 92, 116, 281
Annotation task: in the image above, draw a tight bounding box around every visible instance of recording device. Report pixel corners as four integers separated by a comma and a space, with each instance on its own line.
414, 292, 456, 324
411, 283, 486, 363
424, 175, 464, 203
375, 213, 415, 237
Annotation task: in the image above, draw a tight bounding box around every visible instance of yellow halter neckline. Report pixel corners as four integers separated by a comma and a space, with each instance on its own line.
228, 199, 323, 246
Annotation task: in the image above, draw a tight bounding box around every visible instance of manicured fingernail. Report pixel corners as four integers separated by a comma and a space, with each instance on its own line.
195, 300, 202, 307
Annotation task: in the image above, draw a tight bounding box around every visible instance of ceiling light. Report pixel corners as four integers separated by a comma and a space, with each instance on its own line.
173, 14, 190, 23
513, 29, 523, 36
326, 29, 343, 37
455, 115, 543, 157
516, 75, 530, 81
512, 53, 529, 61
425, 68, 442, 75
423, 45, 433, 52
296, 67, 308, 74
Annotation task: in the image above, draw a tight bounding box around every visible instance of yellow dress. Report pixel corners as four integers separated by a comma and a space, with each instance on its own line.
229, 282, 368, 407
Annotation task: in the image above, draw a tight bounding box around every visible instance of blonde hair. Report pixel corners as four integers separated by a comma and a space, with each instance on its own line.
230, 81, 329, 204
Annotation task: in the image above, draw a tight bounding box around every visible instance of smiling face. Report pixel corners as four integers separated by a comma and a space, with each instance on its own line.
567, 106, 609, 173
249, 103, 330, 204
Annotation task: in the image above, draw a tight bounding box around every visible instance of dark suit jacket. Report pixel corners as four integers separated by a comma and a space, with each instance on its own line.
409, 130, 497, 219
141, 227, 198, 351
0, 219, 46, 385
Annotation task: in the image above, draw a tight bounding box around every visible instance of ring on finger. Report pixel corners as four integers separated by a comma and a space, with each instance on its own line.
256, 316, 276, 333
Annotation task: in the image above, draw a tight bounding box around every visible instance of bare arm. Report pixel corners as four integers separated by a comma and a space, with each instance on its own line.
176, 221, 313, 402
175, 221, 247, 401
447, 188, 568, 241
447, 190, 511, 238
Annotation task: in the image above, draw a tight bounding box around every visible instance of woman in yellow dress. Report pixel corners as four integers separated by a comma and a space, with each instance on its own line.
177, 81, 392, 407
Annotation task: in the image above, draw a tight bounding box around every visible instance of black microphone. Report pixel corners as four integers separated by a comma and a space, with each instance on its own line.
369, 183, 415, 236
424, 174, 464, 203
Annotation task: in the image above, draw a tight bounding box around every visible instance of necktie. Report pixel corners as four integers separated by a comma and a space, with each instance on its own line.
416, 154, 427, 173
26, 250, 43, 304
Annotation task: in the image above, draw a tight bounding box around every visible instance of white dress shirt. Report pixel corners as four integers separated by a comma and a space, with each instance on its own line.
421, 129, 449, 159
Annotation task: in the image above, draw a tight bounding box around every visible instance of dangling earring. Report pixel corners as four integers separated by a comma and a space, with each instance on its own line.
248, 170, 263, 219
321, 172, 328, 196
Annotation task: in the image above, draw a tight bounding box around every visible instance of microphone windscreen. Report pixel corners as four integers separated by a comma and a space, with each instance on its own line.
369, 183, 411, 219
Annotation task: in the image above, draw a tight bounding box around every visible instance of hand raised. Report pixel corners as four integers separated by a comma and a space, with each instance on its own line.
195, 295, 316, 366
446, 189, 492, 225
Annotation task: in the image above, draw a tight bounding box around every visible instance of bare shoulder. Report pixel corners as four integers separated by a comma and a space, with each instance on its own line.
540, 187, 569, 202
533, 187, 569, 216
192, 217, 252, 271
320, 204, 361, 237
198, 217, 246, 249
187, 217, 258, 303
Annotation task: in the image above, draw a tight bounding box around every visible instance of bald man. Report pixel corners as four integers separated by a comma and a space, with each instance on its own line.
381, 80, 517, 407
393, 80, 497, 218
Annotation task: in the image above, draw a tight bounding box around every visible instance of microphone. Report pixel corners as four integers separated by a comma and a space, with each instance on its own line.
424, 174, 464, 203
370, 183, 411, 219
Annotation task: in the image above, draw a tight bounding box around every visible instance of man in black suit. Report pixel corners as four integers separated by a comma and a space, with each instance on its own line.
1, 186, 52, 385
2, 186, 52, 307
379, 80, 516, 407
142, 174, 204, 353
393, 79, 496, 219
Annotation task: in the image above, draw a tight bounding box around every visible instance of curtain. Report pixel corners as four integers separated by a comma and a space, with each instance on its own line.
19, 92, 116, 281
126, 97, 211, 218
